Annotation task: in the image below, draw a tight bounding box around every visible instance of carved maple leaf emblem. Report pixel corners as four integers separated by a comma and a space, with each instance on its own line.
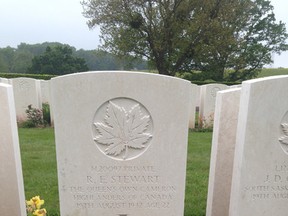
279, 123, 288, 145
94, 101, 152, 159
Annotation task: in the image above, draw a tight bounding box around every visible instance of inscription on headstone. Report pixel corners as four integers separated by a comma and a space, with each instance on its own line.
51, 71, 191, 216
229, 75, 288, 216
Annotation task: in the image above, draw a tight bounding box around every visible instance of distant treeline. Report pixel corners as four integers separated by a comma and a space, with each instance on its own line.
0, 42, 149, 74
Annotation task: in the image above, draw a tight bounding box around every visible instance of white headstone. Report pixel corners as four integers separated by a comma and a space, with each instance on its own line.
229, 84, 241, 89
0, 78, 10, 84
194, 83, 201, 108
229, 75, 288, 216
199, 84, 228, 128
206, 88, 241, 216
51, 71, 192, 216
11, 78, 42, 122
40, 80, 50, 104
40, 80, 53, 125
189, 83, 200, 129
0, 83, 26, 216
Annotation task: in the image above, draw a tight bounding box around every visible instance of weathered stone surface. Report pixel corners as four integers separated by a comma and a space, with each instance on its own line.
206, 88, 241, 216
229, 75, 288, 216
51, 71, 192, 216
199, 84, 228, 128
189, 83, 200, 129
0, 83, 26, 216
0, 78, 10, 84
40, 80, 50, 104
11, 78, 42, 121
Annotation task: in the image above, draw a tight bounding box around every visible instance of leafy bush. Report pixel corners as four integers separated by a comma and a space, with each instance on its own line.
0, 73, 56, 80
20, 104, 52, 128
190, 112, 214, 132
21, 105, 44, 128
42, 103, 51, 126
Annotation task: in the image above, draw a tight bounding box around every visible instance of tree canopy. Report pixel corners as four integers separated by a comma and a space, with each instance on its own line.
82, 0, 288, 81
0, 42, 149, 74
27, 46, 89, 75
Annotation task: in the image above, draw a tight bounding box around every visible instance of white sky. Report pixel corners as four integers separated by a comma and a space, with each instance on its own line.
0, 0, 287, 67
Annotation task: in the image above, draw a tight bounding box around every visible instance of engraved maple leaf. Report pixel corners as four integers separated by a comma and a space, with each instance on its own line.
94, 101, 152, 159
279, 123, 288, 145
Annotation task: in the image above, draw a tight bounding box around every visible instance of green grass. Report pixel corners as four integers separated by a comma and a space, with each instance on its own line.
19, 128, 212, 216
19, 128, 59, 216
185, 131, 212, 216
257, 68, 288, 78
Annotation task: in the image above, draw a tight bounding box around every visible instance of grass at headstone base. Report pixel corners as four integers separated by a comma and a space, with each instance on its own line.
19, 128, 59, 216
19, 128, 212, 216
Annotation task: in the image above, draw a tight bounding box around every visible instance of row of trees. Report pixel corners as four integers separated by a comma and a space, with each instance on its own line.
0, 42, 149, 75
82, 0, 288, 81
1, 0, 287, 81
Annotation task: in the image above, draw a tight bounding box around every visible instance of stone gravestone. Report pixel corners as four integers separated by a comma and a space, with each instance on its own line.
189, 83, 200, 129
11, 77, 42, 121
0, 77, 10, 84
51, 71, 192, 216
229, 75, 288, 215
199, 84, 227, 128
0, 83, 26, 216
229, 84, 241, 89
40, 80, 50, 104
206, 88, 241, 216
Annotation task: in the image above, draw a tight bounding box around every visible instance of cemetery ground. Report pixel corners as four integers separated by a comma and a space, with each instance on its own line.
19, 127, 212, 216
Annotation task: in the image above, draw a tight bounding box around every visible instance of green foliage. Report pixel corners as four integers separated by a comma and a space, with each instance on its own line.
20, 104, 51, 128
75, 49, 149, 71
0, 42, 149, 75
10, 50, 34, 73
0, 42, 67, 74
258, 67, 288, 77
82, 0, 288, 81
177, 72, 241, 85
27, 46, 89, 75
42, 103, 51, 126
0, 73, 56, 80
20, 120, 38, 128
0, 47, 15, 72
20, 105, 44, 128
20, 128, 212, 215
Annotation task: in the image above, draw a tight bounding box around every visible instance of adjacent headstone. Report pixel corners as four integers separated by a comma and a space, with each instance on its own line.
229, 84, 241, 89
229, 75, 288, 216
0, 83, 26, 216
194, 83, 201, 108
199, 84, 228, 128
40, 80, 50, 104
189, 83, 200, 129
206, 88, 241, 216
40, 80, 54, 125
11, 78, 42, 121
51, 71, 192, 216
0, 78, 10, 84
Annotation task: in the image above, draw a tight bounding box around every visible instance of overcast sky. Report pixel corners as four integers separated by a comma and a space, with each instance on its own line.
0, 0, 287, 67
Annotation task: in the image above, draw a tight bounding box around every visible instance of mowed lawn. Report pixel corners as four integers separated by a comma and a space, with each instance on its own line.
18, 128, 212, 216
